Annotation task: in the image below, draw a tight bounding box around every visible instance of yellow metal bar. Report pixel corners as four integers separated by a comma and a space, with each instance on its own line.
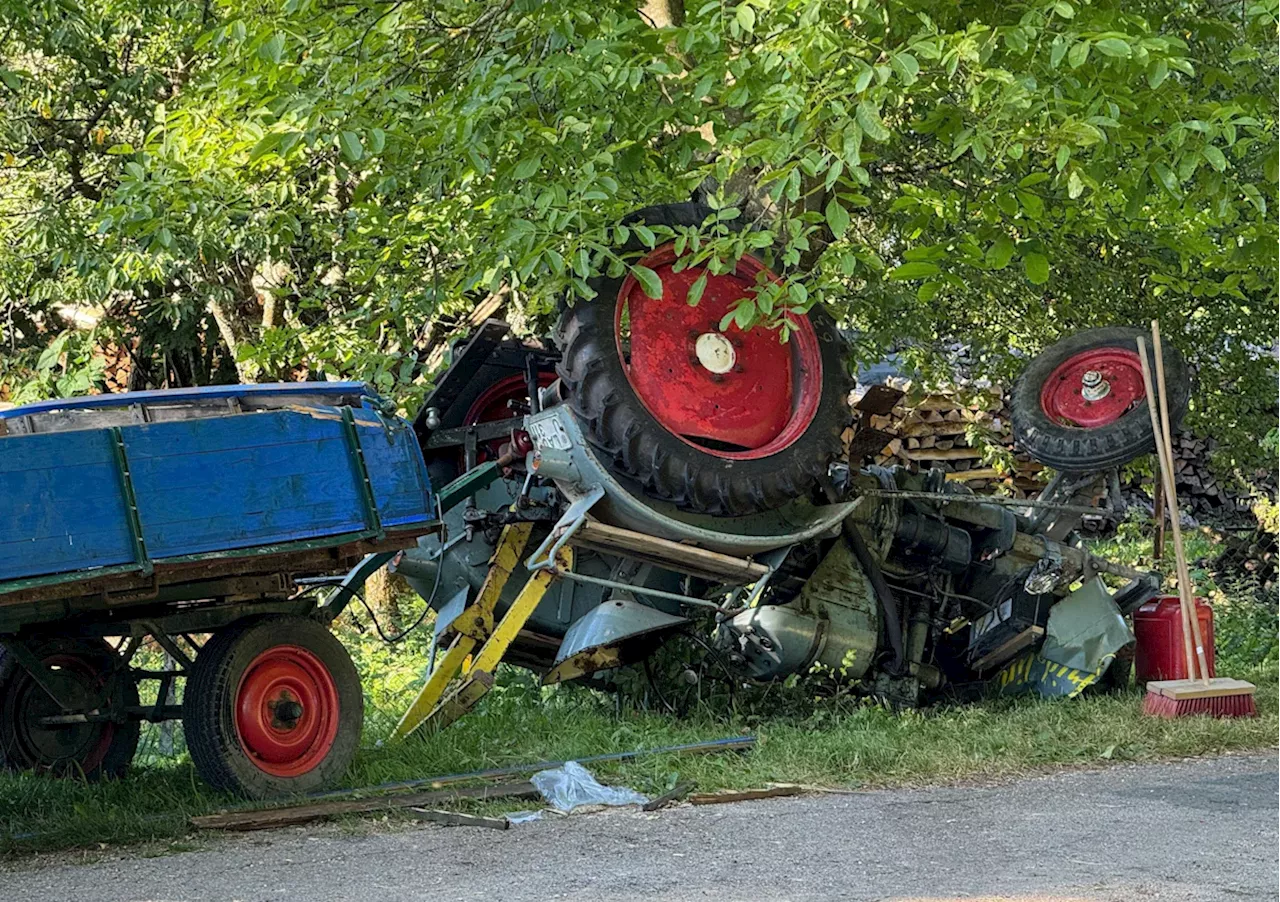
450, 522, 534, 641
414, 547, 572, 736
389, 635, 474, 741
389, 523, 533, 742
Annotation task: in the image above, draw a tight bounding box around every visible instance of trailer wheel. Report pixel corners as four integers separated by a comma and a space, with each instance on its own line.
183, 616, 362, 798
0, 637, 139, 780
557, 202, 853, 516
1011, 327, 1190, 472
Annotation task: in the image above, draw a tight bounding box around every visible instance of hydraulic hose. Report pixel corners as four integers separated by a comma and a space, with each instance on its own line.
841, 518, 907, 676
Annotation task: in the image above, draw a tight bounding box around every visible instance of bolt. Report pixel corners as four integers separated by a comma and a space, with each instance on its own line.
1082, 370, 1103, 387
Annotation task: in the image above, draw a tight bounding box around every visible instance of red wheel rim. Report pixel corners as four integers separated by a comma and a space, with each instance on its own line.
1040, 347, 1145, 428
462, 372, 557, 463
614, 244, 823, 460
18, 653, 114, 772
234, 645, 339, 778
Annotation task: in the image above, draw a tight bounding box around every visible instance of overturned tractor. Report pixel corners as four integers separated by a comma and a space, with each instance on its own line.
390, 204, 1186, 738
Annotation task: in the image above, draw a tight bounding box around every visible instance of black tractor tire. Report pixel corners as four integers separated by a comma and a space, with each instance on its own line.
1011, 326, 1190, 472
0, 637, 140, 780
555, 202, 853, 516
183, 616, 363, 798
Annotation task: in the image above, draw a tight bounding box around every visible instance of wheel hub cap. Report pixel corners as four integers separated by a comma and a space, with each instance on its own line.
694, 332, 736, 374
1080, 370, 1111, 402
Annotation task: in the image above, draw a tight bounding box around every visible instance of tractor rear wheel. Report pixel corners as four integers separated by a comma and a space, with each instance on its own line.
1011, 326, 1190, 472
0, 637, 139, 780
556, 203, 853, 516
183, 616, 362, 798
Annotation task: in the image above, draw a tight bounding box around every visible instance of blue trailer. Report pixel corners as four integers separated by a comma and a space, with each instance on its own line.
0, 383, 437, 797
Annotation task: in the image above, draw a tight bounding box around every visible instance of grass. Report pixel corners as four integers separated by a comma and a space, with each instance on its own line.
2, 647, 1275, 857
3, 521, 1276, 858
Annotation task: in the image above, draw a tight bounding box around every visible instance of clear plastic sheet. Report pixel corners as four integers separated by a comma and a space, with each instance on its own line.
530, 761, 648, 812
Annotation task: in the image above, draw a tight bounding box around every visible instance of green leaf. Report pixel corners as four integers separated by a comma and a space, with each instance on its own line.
1053, 1, 1075, 18
735, 3, 755, 33
825, 199, 850, 238
1153, 161, 1180, 196
1018, 172, 1050, 188
986, 236, 1016, 270
1055, 145, 1071, 170
1265, 153, 1278, 184
1202, 145, 1227, 172
1067, 41, 1090, 68
1050, 37, 1068, 69
1147, 59, 1169, 89
633, 264, 663, 299
1067, 170, 1084, 199
917, 281, 941, 302
855, 101, 890, 143
368, 128, 386, 154
1094, 38, 1131, 58
686, 272, 708, 306
260, 32, 285, 64
1023, 253, 1049, 284
633, 224, 657, 248
887, 261, 940, 281
890, 52, 919, 85
338, 131, 363, 162
513, 156, 541, 179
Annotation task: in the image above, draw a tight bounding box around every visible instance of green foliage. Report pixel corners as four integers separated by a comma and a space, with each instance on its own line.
0, 0, 1275, 462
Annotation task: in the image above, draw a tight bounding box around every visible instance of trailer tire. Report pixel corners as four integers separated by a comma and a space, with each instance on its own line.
0, 637, 139, 780
183, 616, 363, 798
556, 203, 853, 516
1011, 326, 1190, 472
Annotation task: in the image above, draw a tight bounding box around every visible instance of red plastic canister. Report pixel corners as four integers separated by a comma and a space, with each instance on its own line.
1133, 596, 1216, 684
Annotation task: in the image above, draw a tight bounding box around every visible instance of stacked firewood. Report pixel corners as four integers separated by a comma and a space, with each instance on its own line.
1208, 527, 1278, 600
848, 386, 1268, 518
1157, 430, 1267, 521
847, 385, 1045, 498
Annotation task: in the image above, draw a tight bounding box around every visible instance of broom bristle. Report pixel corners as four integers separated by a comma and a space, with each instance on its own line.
1143, 688, 1258, 719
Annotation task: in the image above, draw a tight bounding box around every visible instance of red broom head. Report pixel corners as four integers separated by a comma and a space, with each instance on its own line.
1143, 689, 1258, 719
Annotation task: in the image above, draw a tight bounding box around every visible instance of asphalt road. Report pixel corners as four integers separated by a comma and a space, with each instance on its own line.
4, 754, 1276, 902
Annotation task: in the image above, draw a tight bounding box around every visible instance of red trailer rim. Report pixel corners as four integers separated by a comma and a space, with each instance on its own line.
21, 653, 114, 771
613, 244, 822, 460
235, 645, 339, 778
1039, 347, 1145, 428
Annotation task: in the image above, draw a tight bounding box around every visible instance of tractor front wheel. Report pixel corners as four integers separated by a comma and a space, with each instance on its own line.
183, 616, 363, 798
1011, 326, 1190, 472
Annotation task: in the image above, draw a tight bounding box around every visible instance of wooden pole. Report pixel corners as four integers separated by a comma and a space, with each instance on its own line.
1137, 334, 1196, 680
1152, 479, 1165, 563
1151, 321, 1212, 685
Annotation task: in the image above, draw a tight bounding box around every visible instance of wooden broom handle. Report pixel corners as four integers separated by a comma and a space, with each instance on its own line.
1137, 334, 1197, 680
1152, 322, 1211, 684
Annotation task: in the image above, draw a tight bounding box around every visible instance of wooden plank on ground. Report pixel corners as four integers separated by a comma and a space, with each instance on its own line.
190, 781, 539, 831
689, 784, 802, 805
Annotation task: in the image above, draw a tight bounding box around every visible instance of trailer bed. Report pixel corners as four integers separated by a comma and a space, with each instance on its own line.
0, 383, 437, 631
